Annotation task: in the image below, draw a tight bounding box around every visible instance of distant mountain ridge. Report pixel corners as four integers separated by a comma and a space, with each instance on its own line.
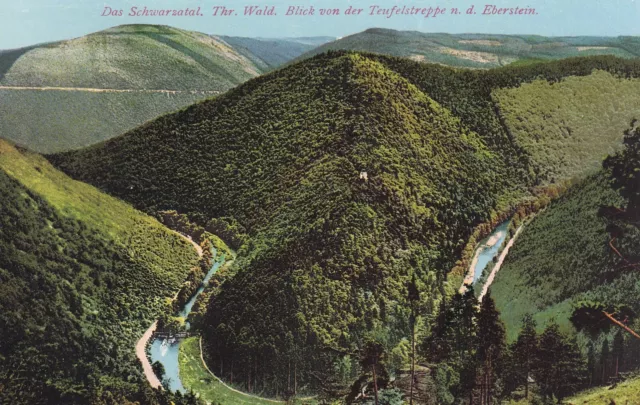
0, 24, 329, 153
297, 28, 640, 68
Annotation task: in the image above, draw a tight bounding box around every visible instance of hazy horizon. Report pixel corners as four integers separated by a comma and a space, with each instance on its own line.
2, 0, 640, 49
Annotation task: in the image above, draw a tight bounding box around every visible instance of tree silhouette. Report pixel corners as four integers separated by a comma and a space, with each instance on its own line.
570, 300, 639, 340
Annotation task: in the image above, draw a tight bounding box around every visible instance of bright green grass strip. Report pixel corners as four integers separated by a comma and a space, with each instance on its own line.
179, 337, 288, 405
566, 376, 640, 404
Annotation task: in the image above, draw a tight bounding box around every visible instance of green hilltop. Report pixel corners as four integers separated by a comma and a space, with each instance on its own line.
297, 28, 640, 69
49, 51, 640, 394
0, 24, 326, 153
0, 139, 199, 404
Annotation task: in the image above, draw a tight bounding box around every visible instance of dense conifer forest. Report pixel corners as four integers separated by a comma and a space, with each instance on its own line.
47, 51, 640, 402
0, 140, 203, 404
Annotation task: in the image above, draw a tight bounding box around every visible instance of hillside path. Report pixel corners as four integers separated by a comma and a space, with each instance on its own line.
478, 225, 523, 301
135, 232, 203, 390
0, 85, 219, 95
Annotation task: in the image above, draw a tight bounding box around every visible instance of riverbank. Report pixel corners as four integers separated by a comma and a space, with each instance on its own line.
478, 225, 523, 301
178, 337, 286, 405
136, 231, 203, 390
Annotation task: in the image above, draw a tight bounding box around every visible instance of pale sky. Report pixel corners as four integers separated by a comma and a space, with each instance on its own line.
1, 0, 639, 49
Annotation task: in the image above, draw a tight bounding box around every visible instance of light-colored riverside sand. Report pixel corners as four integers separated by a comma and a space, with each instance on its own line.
485, 230, 505, 248
136, 321, 162, 388
479, 225, 523, 301
135, 232, 203, 389
459, 229, 506, 293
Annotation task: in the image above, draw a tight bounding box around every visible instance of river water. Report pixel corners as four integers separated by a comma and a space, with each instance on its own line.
149, 251, 224, 393
472, 221, 509, 283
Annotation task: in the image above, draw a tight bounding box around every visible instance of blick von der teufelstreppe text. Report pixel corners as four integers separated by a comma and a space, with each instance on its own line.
101, 4, 539, 18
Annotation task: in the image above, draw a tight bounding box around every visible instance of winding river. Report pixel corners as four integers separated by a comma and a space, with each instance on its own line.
470, 221, 510, 283
149, 251, 225, 393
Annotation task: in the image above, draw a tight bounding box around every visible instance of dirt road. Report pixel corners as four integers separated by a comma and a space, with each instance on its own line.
135, 232, 203, 390
0, 85, 219, 95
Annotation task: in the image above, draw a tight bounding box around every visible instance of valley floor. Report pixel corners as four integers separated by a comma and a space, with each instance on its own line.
178, 337, 289, 405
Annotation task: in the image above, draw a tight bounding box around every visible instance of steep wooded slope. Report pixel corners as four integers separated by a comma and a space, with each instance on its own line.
0, 139, 198, 404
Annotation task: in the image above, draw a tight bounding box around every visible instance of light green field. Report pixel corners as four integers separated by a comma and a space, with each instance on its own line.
566, 377, 640, 404
0, 88, 208, 153
493, 70, 640, 183
179, 337, 295, 405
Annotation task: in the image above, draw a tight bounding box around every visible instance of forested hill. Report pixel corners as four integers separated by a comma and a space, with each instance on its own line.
0, 24, 326, 153
297, 28, 640, 69
0, 24, 262, 90
49, 52, 640, 393
0, 139, 199, 404
49, 52, 505, 392
491, 162, 640, 341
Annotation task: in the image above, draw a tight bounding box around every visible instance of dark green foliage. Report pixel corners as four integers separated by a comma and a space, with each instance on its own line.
570, 300, 636, 337
152, 361, 166, 381
604, 123, 640, 221
476, 292, 507, 404
49, 52, 640, 394
534, 322, 586, 400
0, 169, 196, 404
508, 314, 538, 397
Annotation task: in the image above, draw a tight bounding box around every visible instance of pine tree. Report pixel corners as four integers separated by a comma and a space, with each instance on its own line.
534, 322, 586, 400
476, 291, 506, 405
511, 314, 538, 398
612, 330, 624, 378
586, 342, 596, 387
407, 274, 420, 405
360, 340, 387, 405
600, 338, 610, 384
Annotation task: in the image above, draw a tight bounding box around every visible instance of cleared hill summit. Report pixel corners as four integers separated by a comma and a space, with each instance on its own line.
0, 24, 261, 90
298, 28, 640, 69
0, 139, 198, 404
50, 52, 640, 392
0, 25, 326, 153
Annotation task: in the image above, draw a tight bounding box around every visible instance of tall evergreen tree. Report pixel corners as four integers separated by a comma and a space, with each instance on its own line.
612, 330, 624, 378
604, 123, 640, 221
407, 274, 420, 405
360, 340, 388, 405
534, 322, 586, 400
476, 291, 506, 405
511, 314, 538, 398
600, 338, 610, 384
586, 342, 596, 387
